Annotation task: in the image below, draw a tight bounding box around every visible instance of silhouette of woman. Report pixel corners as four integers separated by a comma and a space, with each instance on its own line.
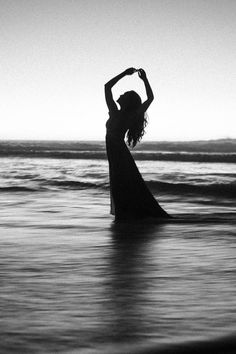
105, 68, 169, 221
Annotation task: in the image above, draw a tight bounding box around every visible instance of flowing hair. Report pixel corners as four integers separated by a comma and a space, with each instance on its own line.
122, 91, 148, 148
126, 111, 148, 148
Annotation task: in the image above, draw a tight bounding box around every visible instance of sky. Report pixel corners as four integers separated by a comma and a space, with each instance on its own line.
1, 0, 236, 141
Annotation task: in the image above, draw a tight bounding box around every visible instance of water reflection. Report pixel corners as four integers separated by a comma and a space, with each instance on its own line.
102, 222, 164, 342
99, 221, 236, 345
1, 219, 236, 353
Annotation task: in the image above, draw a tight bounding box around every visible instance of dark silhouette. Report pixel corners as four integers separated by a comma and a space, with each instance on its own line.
105, 67, 170, 221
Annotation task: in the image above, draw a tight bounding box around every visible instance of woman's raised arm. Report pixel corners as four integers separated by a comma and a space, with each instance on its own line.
104, 68, 136, 112
137, 69, 154, 114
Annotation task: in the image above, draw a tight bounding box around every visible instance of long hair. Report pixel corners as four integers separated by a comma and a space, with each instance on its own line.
121, 91, 148, 148
126, 111, 148, 148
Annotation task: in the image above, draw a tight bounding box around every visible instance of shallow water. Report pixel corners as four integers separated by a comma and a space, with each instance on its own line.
0, 151, 236, 353
1, 193, 236, 353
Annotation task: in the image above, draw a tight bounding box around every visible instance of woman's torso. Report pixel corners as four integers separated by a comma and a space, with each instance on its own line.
106, 109, 131, 141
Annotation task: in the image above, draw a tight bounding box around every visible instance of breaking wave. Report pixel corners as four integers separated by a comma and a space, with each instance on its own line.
1, 178, 235, 199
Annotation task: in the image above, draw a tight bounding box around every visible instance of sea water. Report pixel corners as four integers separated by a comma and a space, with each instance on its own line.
0, 140, 235, 353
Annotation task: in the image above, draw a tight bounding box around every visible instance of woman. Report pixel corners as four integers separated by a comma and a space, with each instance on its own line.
105, 67, 169, 221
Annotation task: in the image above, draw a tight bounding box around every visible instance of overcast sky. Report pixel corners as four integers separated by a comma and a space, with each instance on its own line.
1, 0, 236, 141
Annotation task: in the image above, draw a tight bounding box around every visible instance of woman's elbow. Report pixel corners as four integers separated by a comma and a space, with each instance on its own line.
149, 94, 154, 102
105, 82, 111, 90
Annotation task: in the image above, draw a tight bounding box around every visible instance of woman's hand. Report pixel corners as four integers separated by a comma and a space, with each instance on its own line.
138, 68, 147, 80
124, 67, 137, 75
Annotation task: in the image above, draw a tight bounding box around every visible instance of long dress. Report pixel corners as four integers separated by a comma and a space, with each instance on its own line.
106, 109, 169, 220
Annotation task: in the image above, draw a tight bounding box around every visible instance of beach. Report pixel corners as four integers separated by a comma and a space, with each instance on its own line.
0, 140, 235, 353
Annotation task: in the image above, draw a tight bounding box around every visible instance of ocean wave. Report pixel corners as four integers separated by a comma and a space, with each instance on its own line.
1, 178, 235, 199
0, 143, 236, 162
132, 152, 236, 163
0, 179, 109, 193
0, 186, 38, 192
47, 179, 109, 189
0, 150, 235, 163
148, 180, 236, 198
63, 332, 236, 354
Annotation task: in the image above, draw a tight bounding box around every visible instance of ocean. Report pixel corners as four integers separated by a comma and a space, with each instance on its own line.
0, 139, 235, 353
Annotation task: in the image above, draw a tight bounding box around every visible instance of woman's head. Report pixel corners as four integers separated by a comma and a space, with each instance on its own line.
117, 91, 147, 148
117, 90, 141, 112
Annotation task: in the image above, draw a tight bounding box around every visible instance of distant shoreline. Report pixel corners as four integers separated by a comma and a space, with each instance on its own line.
0, 138, 236, 143
0, 139, 236, 155
0, 141, 236, 163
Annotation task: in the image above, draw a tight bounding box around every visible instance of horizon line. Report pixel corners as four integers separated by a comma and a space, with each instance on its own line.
0, 137, 236, 143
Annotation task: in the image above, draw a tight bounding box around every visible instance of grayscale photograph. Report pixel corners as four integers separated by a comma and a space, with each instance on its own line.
0, 1, 236, 353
